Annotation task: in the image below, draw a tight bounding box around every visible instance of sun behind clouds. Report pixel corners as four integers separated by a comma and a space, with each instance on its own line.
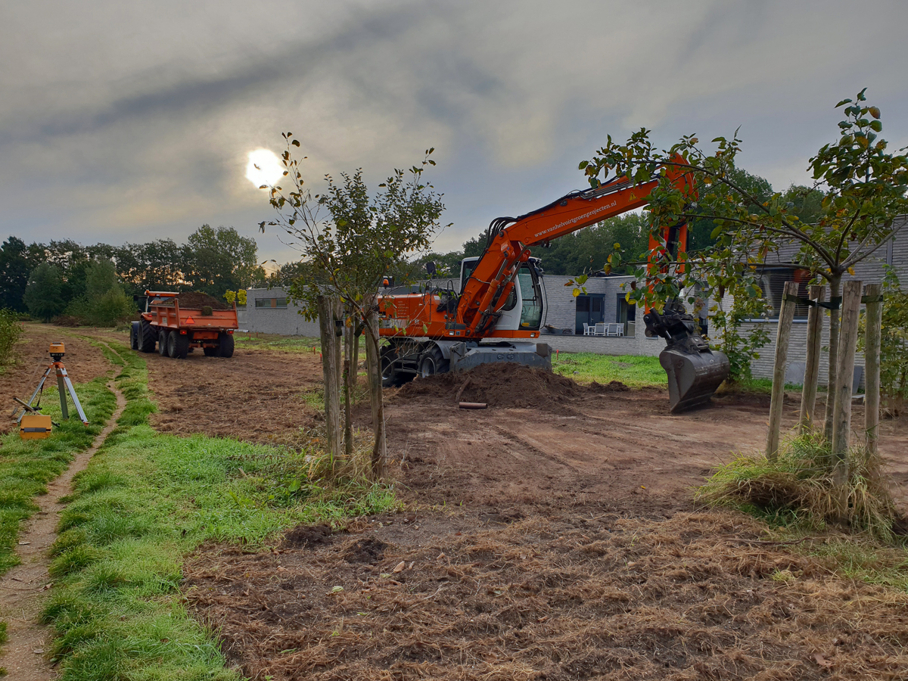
245, 149, 284, 188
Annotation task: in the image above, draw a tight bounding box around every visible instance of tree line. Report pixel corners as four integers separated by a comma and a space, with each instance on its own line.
0, 225, 262, 323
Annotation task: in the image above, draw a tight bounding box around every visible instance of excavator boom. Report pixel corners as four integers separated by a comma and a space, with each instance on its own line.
377, 155, 729, 411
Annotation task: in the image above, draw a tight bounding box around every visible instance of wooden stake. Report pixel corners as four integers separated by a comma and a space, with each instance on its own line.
831, 280, 862, 483
767, 281, 800, 460
317, 295, 342, 464
799, 284, 825, 433
863, 283, 882, 455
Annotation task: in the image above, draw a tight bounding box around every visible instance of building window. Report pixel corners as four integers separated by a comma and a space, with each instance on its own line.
255, 297, 288, 309
575, 294, 605, 334
759, 268, 811, 320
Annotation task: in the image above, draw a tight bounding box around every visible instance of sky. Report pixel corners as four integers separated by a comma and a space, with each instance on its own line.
2, 0, 907, 266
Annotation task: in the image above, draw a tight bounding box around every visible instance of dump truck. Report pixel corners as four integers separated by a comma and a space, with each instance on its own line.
130, 291, 237, 359
377, 154, 730, 412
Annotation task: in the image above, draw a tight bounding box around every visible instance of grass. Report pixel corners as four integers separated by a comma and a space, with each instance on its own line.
697, 431, 900, 542
234, 333, 323, 353
0, 378, 117, 575
42, 341, 398, 680
552, 352, 667, 387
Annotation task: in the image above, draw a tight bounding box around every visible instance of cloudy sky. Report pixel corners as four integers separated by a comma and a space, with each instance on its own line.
2, 0, 907, 264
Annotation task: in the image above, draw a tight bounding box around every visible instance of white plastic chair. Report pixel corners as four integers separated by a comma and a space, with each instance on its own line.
582, 323, 593, 336
594, 322, 606, 336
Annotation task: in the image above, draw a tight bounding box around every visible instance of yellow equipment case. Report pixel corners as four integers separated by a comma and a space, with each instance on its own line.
20, 413, 52, 440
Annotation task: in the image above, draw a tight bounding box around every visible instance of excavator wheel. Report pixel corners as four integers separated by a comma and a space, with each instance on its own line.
380, 345, 409, 388
419, 347, 449, 378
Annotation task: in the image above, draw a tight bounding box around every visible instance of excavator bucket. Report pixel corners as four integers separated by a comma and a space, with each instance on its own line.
659, 346, 730, 413
644, 307, 730, 413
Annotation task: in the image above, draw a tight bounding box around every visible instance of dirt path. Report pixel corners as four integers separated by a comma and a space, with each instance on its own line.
0, 361, 126, 678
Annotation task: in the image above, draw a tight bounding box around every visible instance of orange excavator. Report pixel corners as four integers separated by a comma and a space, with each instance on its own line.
377, 155, 730, 411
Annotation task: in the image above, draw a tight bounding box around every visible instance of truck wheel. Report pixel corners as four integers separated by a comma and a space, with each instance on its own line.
168, 332, 189, 359
158, 330, 170, 356
419, 347, 449, 378
130, 322, 140, 350
139, 320, 157, 353
218, 333, 234, 358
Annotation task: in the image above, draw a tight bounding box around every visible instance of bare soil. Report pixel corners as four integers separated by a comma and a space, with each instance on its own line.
186, 510, 908, 680
171, 358, 908, 680
1, 324, 112, 435
154, 291, 230, 310
146, 347, 324, 445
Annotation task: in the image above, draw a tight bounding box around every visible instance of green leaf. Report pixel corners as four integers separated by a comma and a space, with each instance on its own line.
870, 120, 882, 132
835, 98, 853, 108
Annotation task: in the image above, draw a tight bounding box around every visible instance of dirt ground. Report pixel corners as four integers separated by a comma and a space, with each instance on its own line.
157, 354, 908, 680
186, 511, 908, 680
145, 346, 324, 445
0, 324, 112, 434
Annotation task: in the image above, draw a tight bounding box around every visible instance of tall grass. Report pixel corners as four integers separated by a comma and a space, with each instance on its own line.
697, 432, 901, 541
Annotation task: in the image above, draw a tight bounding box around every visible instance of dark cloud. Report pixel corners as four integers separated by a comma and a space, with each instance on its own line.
1, 0, 907, 260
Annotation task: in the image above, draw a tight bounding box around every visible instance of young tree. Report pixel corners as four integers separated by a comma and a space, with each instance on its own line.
23, 262, 66, 321
581, 89, 908, 449
261, 134, 446, 476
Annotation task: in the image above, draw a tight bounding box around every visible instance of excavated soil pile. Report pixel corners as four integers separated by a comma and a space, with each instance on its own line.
156, 292, 229, 310
394, 363, 628, 410
185, 510, 908, 680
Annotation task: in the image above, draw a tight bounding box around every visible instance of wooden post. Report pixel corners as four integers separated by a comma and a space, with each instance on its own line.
799, 284, 826, 433
363, 309, 386, 479
316, 295, 342, 466
767, 281, 801, 460
343, 312, 354, 459
863, 283, 883, 455
823, 274, 843, 441
831, 280, 862, 483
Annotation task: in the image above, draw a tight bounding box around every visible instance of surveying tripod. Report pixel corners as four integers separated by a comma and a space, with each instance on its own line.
13, 342, 89, 426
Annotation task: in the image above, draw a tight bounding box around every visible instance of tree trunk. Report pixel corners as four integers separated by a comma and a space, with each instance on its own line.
823, 273, 843, 442
799, 284, 826, 433
831, 280, 862, 486
363, 308, 386, 479
767, 281, 800, 460
316, 295, 342, 469
343, 313, 354, 459
863, 283, 883, 455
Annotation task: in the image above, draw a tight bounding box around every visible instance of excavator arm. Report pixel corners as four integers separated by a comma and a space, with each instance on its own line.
456, 154, 695, 336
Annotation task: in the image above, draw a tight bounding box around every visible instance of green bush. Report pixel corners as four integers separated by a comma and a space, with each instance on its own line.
0, 308, 23, 369
65, 260, 135, 327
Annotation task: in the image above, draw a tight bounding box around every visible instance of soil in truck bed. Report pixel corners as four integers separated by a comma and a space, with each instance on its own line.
154, 292, 229, 310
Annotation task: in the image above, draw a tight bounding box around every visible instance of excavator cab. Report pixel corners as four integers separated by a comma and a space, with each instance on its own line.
459, 257, 544, 333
